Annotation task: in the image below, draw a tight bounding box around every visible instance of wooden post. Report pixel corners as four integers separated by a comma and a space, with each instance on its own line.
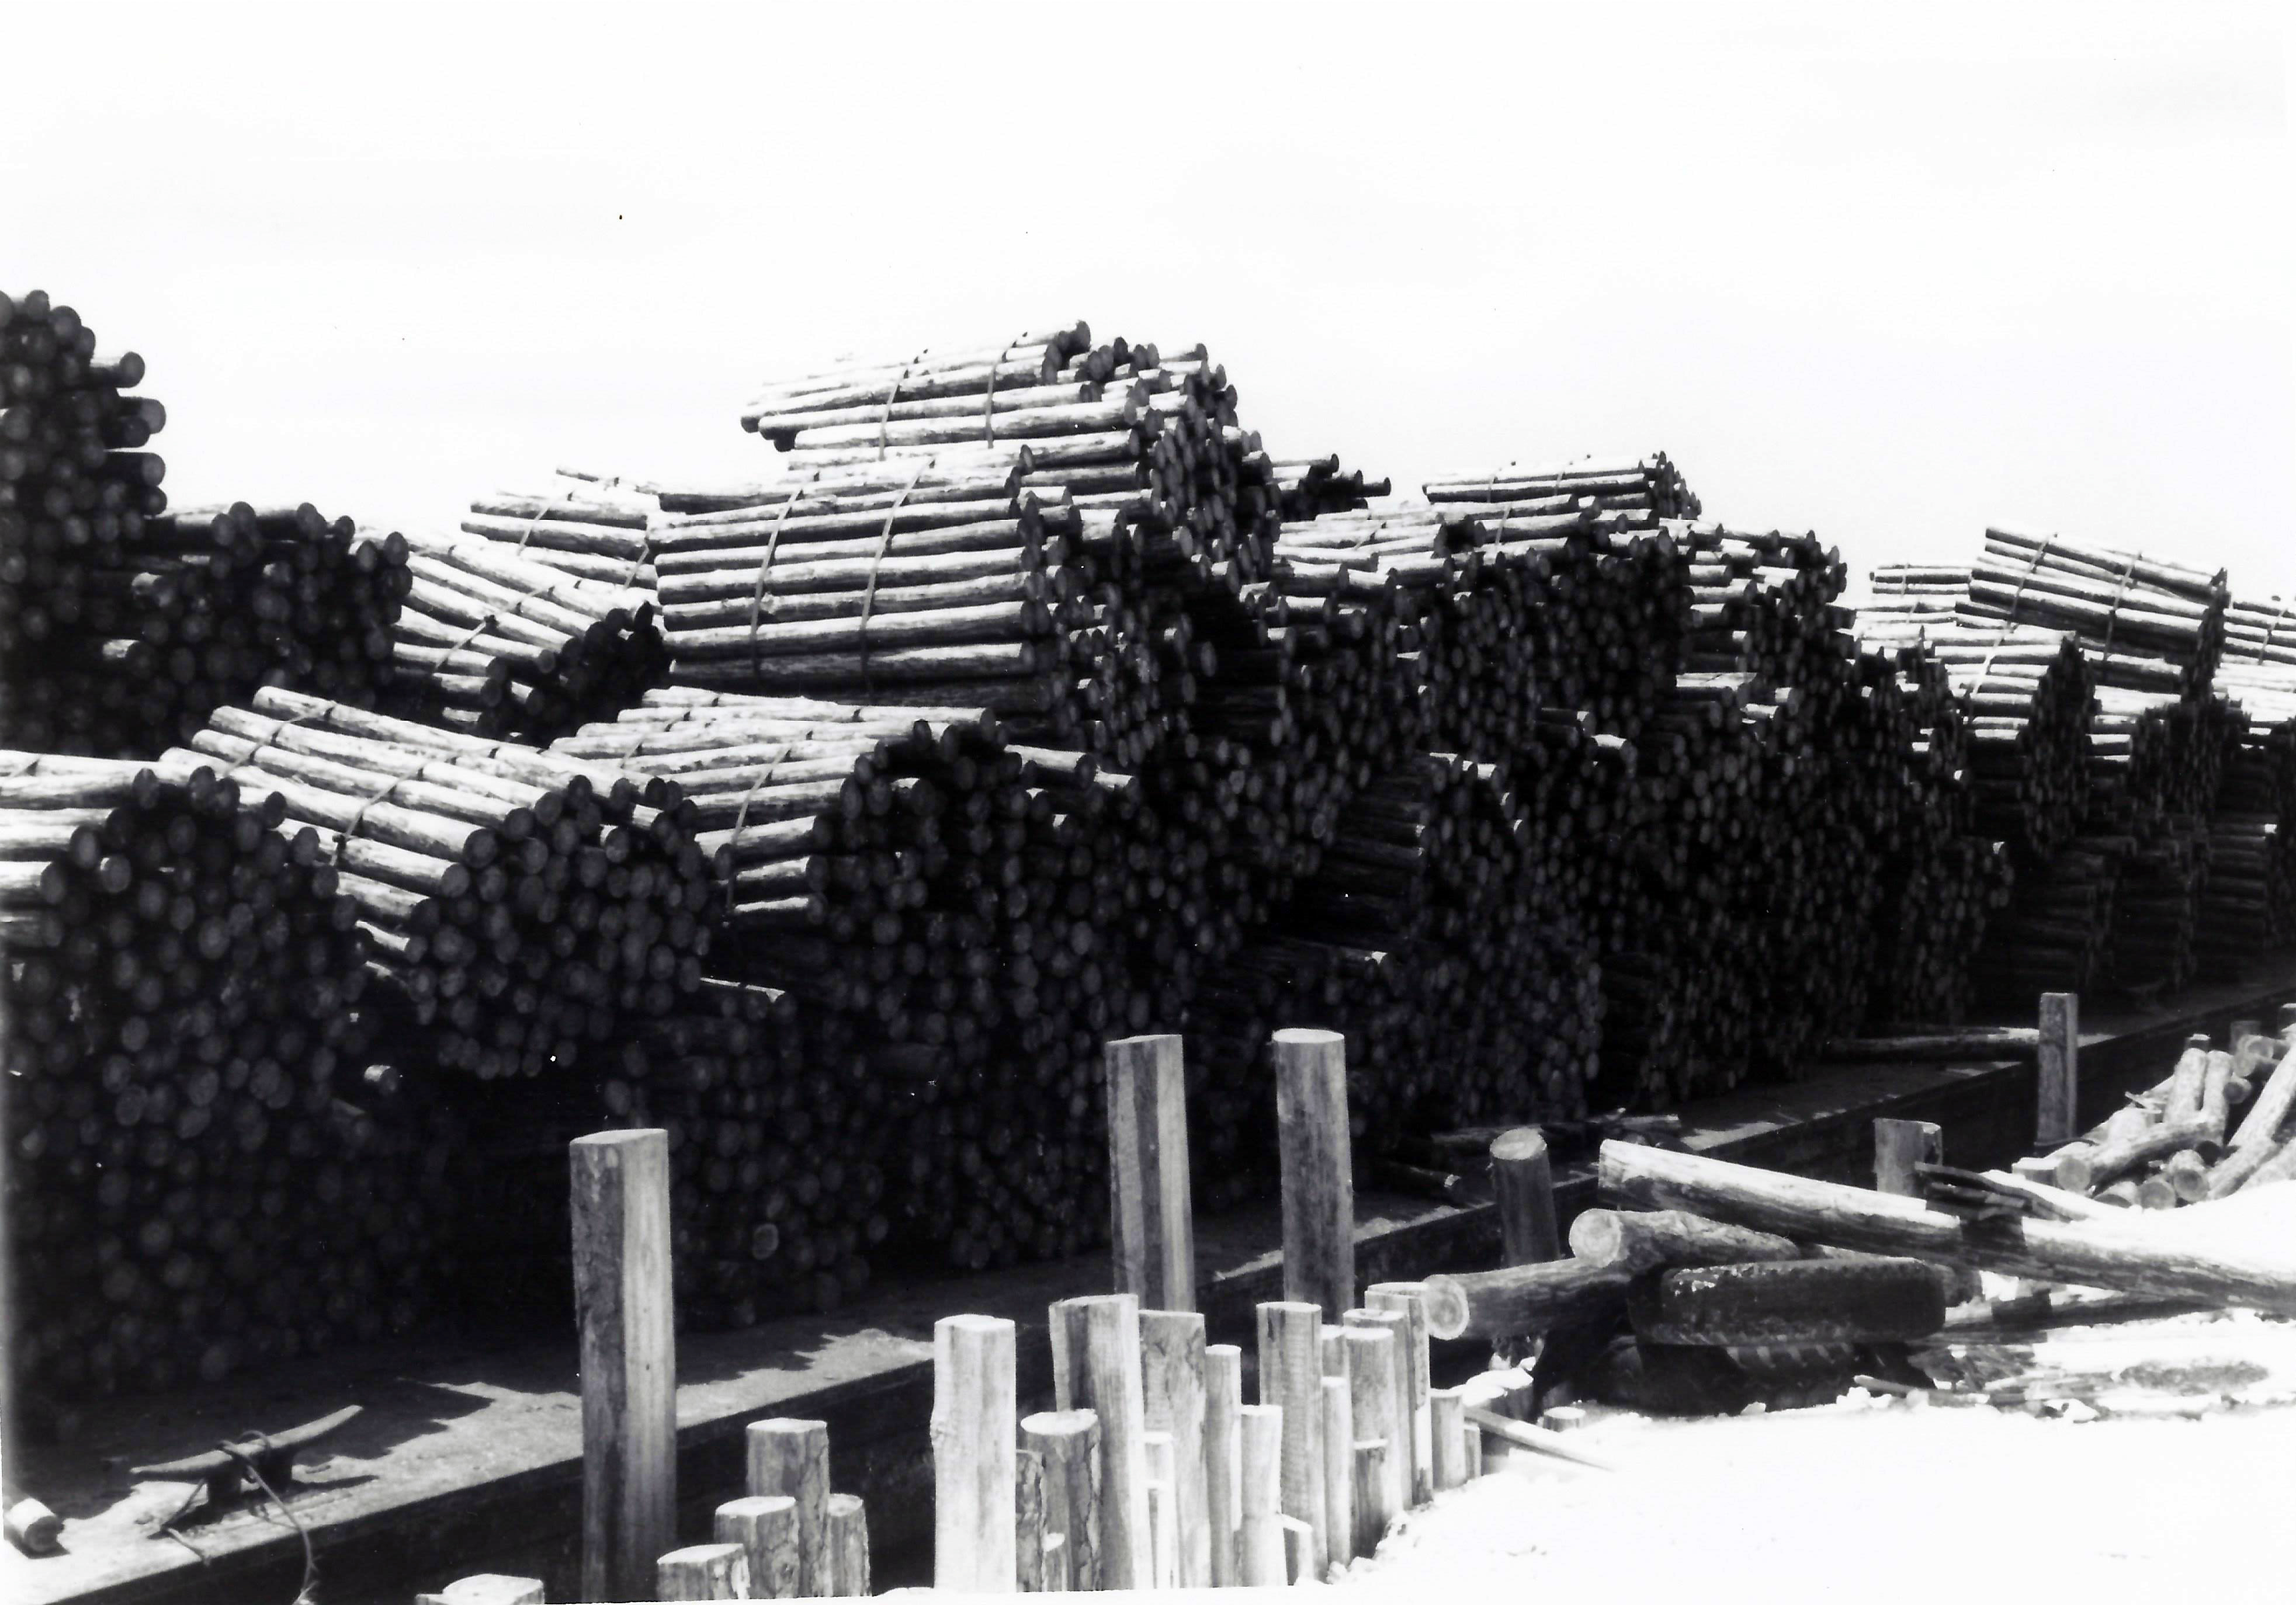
1049, 1294, 1151, 1589
1016, 1450, 1046, 1594
1040, 1531, 1069, 1594
1142, 1432, 1177, 1589
1350, 1440, 1388, 1558
1107, 1034, 1196, 1312
933, 1313, 1018, 1592
1272, 1028, 1355, 1318
1022, 1411, 1101, 1593
1489, 1128, 1562, 1264
1341, 1323, 1399, 1545
415, 1578, 546, 1605
1319, 1373, 1355, 1567
715, 1495, 801, 1599
1237, 1404, 1287, 1586
1429, 1387, 1468, 1491
1139, 1309, 1210, 1588
656, 1543, 748, 1601
1203, 1345, 1242, 1589
1280, 1518, 1315, 1586
1873, 1119, 1941, 1196
1364, 1284, 1431, 1507
1254, 1300, 1326, 1575
570, 1128, 677, 1605
745, 1420, 831, 1597
1343, 1310, 1409, 1518
2037, 992, 2079, 1148
827, 1495, 869, 1599
1463, 1419, 1483, 1479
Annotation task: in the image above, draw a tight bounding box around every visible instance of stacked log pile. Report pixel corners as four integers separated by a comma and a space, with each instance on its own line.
1271, 454, 1389, 520
1958, 528, 2227, 697
388, 484, 668, 741
2039, 1029, 2295, 1206
1, 751, 456, 1402
1424, 453, 1700, 522
167, 687, 715, 1079
3, 296, 412, 756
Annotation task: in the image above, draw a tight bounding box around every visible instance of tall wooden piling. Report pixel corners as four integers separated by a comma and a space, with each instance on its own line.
1107, 1034, 1197, 1312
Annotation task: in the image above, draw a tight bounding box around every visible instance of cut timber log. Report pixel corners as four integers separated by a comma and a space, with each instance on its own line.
1565, 1208, 1803, 1274
1597, 1140, 2296, 1316
1422, 1259, 1633, 1341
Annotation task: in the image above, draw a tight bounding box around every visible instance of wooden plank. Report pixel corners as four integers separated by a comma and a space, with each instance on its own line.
1107, 1034, 1196, 1312
568, 1128, 676, 1605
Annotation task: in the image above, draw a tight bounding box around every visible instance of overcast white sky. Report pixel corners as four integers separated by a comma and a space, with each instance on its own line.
6, 3, 2291, 591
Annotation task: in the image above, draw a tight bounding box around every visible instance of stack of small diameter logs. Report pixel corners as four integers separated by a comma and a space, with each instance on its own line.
392, 502, 668, 743
1188, 752, 1599, 1187
1959, 527, 2228, 699
2039, 1026, 2296, 1207
1424, 1206, 1951, 1417
1, 751, 457, 1402
1271, 454, 1389, 520
167, 686, 716, 1079
552, 689, 1142, 1273
452, 978, 894, 1326
1847, 611, 2097, 857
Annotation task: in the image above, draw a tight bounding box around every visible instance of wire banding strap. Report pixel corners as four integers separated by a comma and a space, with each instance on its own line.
747, 473, 821, 673
856, 457, 935, 688
983, 330, 1026, 443
722, 754, 789, 913
875, 352, 921, 458
334, 773, 412, 866
2003, 535, 2054, 616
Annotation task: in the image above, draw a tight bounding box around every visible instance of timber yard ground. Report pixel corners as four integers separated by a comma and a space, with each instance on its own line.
1345, 1308, 2296, 1599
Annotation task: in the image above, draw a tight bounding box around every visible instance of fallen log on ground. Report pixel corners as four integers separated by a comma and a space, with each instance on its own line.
1597, 1140, 2296, 1316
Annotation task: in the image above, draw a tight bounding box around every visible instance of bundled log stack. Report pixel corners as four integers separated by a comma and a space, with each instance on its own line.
1674, 524, 1851, 689
165, 687, 715, 1079
1, 751, 457, 1402
1972, 833, 2128, 998
2103, 821, 2210, 992
1958, 527, 2227, 698
1188, 752, 1594, 1191
553, 688, 1142, 1273
386, 485, 668, 741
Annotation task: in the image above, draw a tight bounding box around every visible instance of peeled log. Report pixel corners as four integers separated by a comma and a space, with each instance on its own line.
1566, 1208, 1803, 1274
1421, 1259, 1632, 1342
1596, 1140, 2296, 1316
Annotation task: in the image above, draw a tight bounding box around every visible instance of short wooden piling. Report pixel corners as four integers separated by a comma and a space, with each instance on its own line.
1873, 1118, 1941, 1197
2037, 992, 2079, 1148
745, 1420, 831, 1597
1350, 1440, 1388, 1559
415, 1578, 545, 1605
1429, 1387, 1468, 1490
715, 1495, 800, 1599
1139, 1309, 1211, 1587
932, 1314, 1018, 1592
570, 1128, 676, 1605
1272, 1028, 1355, 1319
1320, 1373, 1355, 1567
1050, 1294, 1151, 1590
1143, 1432, 1177, 1588
827, 1494, 869, 1598
1254, 1300, 1327, 1574
1280, 1517, 1315, 1585
1237, 1403, 1288, 1586
1364, 1283, 1432, 1506
655, 1543, 748, 1601
1203, 1345, 1243, 1589
1022, 1410, 1102, 1593
1107, 1034, 1197, 1312
1343, 1309, 1410, 1518
1016, 1450, 1046, 1594
1341, 1323, 1399, 1545
1490, 1128, 1562, 1266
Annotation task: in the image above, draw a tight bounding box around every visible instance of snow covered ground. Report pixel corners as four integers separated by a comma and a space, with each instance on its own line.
1339, 1311, 2296, 1602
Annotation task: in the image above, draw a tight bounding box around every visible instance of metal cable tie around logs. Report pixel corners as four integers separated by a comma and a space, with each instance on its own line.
2100, 557, 2136, 659
857, 456, 935, 690
874, 352, 921, 459
511, 488, 580, 556
336, 773, 413, 866
980, 329, 1026, 444
721, 754, 790, 913
445, 610, 502, 666
2003, 534, 2053, 616
746, 473, 821, 675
